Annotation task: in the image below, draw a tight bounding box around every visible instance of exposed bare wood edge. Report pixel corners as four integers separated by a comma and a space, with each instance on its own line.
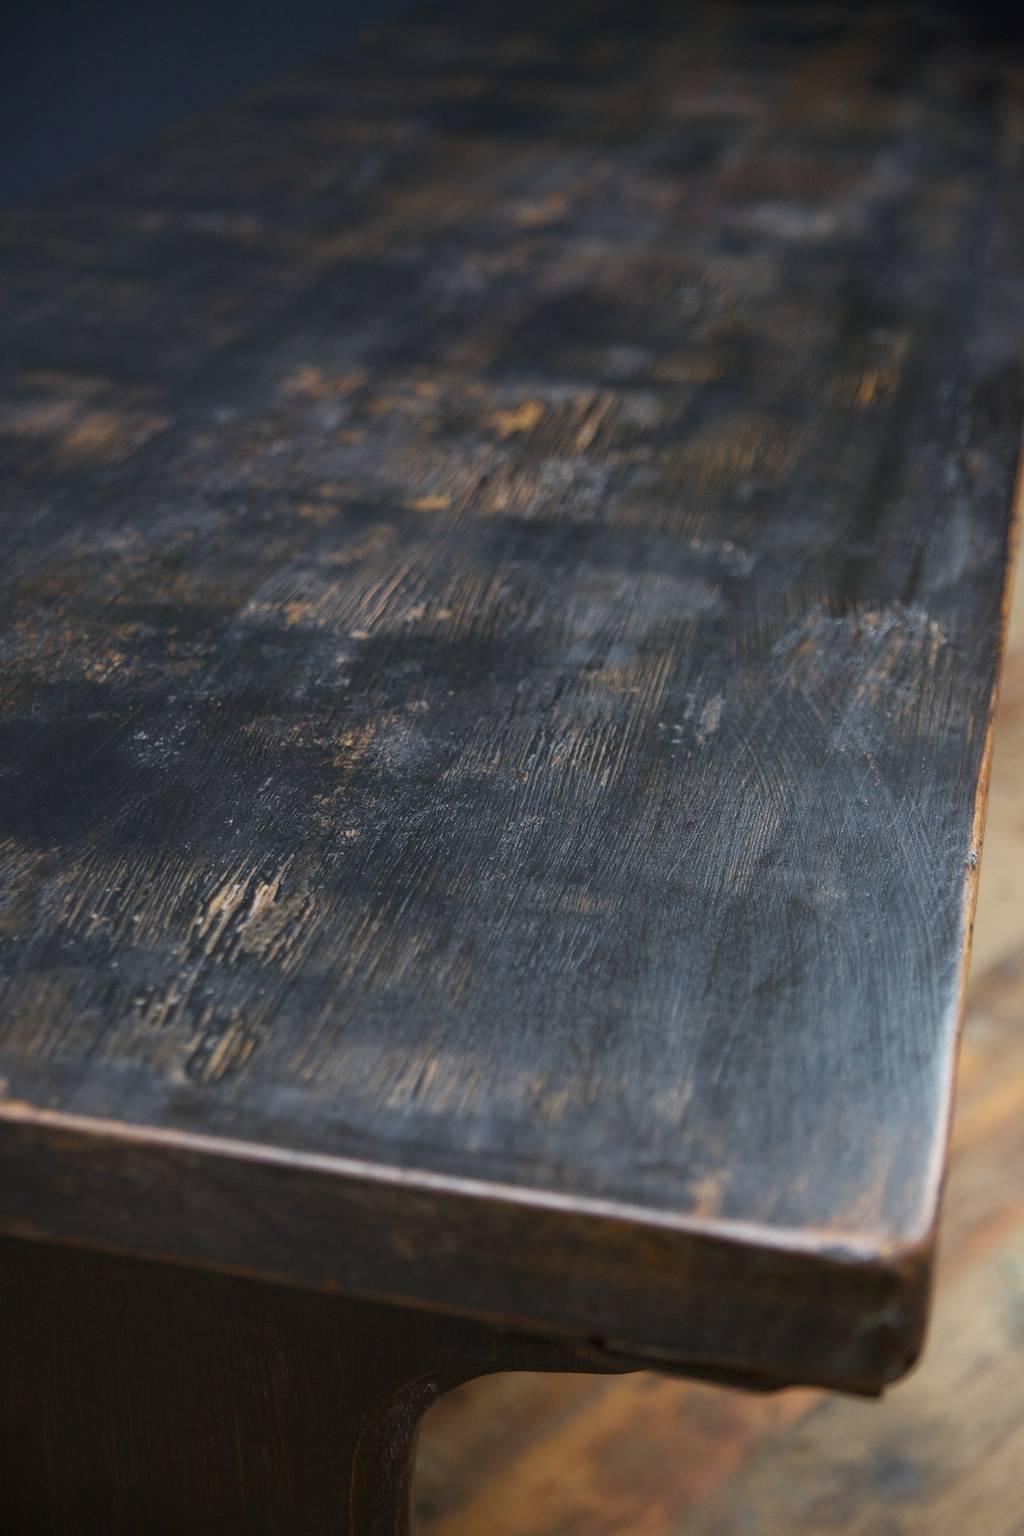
917, 436, 1024, 1274
0, 1108, 929, 1394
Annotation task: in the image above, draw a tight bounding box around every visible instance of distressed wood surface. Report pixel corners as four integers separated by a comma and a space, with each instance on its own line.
0, 0, 1021, 1389
417, 564, 1024, 1534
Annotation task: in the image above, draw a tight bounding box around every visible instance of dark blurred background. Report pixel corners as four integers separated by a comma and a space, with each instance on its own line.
4, 0, 1019, 207
5, 0, 1023, 206
0, 0, 417, 204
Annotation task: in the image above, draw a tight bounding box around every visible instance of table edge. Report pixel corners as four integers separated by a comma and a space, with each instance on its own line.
0, 1100, 931, 1394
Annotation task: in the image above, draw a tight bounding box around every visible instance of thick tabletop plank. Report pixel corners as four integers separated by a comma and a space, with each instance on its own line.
0, 0, 1020, 1391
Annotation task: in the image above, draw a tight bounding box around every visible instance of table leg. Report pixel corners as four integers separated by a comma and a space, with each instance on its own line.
0, 1233, 623, 1534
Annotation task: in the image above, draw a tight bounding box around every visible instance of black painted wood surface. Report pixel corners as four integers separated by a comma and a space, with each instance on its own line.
0, 0, 1020, 1390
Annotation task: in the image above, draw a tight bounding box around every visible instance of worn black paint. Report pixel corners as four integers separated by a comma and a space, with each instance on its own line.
0, 0, 1020, 1391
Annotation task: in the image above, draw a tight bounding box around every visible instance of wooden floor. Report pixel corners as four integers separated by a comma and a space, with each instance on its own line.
417, 559, 1024, 1532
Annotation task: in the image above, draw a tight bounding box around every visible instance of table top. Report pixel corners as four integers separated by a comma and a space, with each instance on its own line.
0, 0, 1019, 1393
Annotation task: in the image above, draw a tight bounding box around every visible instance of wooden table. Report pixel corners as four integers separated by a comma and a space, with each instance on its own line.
0, 1, 1020, 1530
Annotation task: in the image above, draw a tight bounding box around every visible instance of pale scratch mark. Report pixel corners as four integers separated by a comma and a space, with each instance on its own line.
603, 649, 674, 790
487, 399, 544, 439
697, 693, 723, 745
190, 867, 253, 957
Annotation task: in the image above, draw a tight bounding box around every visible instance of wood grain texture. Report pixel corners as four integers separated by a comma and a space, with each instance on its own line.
0, 0, 1020, 1389
417, 567, 1024, 1533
